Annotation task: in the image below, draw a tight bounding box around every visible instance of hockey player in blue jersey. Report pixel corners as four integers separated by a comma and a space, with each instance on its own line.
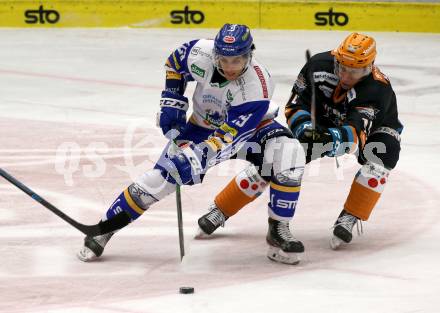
77, 24, 306, 265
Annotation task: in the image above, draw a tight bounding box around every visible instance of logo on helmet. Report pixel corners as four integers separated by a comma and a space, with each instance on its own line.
347, 44, 357, 53
223, 36, 236, 44
363, 42, 376, 55
242, 31, 250, 41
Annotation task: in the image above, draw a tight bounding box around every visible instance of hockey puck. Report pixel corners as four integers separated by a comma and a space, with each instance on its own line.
179, 287, 194, 294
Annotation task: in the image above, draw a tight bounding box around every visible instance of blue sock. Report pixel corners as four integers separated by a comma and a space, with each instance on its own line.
105, 188, 146, 222
268, 182, 301, 219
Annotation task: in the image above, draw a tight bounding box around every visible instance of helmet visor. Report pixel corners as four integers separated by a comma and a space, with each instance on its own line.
215, 52, 251, 79
334, 60, 371, 81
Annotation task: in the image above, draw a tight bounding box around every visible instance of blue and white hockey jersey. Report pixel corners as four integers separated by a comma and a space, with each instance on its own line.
164, 38, 278, 165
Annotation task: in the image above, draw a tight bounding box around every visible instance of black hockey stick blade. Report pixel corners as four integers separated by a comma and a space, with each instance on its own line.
0, 168, 130, 237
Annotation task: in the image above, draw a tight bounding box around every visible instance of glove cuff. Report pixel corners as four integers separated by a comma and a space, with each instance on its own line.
160, 91, 189, 111
292, 120, 312, 139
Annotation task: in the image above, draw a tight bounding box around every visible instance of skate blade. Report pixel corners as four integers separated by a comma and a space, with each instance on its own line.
330, 236, 345, 250
267, 246, 301, 265
77, 246, 99, 262
194, 227, 212, 239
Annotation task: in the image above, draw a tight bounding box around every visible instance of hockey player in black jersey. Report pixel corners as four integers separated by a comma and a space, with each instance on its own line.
285, 32, 402, 248
198, 32, 402, 250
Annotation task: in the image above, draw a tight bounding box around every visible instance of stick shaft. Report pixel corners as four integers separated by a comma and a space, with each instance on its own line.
175, 184, 185, 260
0, 168, 130, 236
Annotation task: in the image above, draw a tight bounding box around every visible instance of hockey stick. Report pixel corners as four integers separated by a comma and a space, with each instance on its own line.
175, 181, 185, 260
167, 129, 185, 260
0, 168, 130, 237
306, 50, 316, 133
306, 50, 340, 167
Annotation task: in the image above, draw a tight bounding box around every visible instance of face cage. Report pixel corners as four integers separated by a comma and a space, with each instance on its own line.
214, 51, 252, 78
334, 59, 372, 81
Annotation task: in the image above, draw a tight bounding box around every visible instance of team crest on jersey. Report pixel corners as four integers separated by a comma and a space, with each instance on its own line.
323, 103, 347, 126
223, 36, 236, 43
191, 64, 205, 77
203, 109, 224, 127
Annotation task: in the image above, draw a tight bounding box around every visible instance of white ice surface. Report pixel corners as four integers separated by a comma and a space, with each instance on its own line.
0, 28, 439, 313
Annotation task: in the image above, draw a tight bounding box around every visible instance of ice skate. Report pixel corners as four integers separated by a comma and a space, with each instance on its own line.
266, 217, 304, 265
77, 232, 114, 262
195, 204, 229, 239
330, 209, 362, 250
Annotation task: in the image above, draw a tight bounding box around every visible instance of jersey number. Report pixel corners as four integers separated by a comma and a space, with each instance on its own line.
233, 113, 253, 127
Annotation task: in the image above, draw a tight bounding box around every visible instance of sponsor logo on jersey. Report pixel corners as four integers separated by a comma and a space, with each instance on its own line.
347, 88, 357, 102
294, 73, 307, 92
313, 71, 338, 86
226, 89, 234, 102
319, 85, 334, 98
220, 123, 238, 137
191, 47, 200, 55
202, 94, 222, 106
237, 77, 247, 101
191, 64, 205, 77
190, 46, 213, 59
253, 66, 268, 98
209, 80, 230, 88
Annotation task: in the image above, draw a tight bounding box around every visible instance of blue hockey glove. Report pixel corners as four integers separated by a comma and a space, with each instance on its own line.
155, 141, 215, 185
304, 126, 345, 157
325, 127, 345, 157
157, 91, 188, 138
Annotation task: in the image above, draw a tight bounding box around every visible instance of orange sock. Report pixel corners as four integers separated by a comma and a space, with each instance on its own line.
215, 166, 268, 217
344, 162, 390, 220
